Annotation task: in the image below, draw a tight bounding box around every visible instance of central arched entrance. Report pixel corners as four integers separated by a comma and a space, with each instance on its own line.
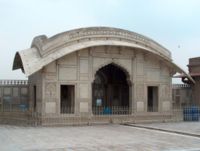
92, 63, 130, 115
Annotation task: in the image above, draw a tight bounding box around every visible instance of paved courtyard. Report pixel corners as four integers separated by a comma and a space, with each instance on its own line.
1, 123, 200, 151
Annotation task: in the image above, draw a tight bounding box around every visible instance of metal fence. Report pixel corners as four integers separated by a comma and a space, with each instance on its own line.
0, 106, 199, 126
92, 106, 131, 115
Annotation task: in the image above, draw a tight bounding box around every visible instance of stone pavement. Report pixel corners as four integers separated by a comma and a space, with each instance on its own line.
0, 124, 200, 151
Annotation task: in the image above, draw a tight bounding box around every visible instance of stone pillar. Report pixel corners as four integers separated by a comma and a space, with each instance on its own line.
42, 62, 57, 115
135, 53, 146, 112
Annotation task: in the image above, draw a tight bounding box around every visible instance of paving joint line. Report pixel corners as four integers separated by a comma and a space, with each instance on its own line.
122, 123, 200, 138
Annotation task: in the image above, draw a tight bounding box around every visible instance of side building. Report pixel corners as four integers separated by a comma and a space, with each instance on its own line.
172, 84, 192, 109
186, 57, 200, 106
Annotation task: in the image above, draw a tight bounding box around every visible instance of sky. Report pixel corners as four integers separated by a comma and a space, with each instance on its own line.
0, 0, 200, 83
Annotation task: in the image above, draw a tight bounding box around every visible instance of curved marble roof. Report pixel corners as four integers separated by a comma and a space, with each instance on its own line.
12, 27, 194, 83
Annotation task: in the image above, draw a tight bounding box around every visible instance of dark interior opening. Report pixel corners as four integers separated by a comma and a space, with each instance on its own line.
92, 63, 130, 114
147, 86, 158, 112
60, 85, 75, 114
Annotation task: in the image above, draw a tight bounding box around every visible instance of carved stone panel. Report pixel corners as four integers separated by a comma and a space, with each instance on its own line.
80, 59, 89, 74
92, 46, 106, 54
136, 62, 144, 76
162, 101, 170, 111
78, 48, 89, 57
80, 102, 89, 112
107, 46, 120, 54
120, 47, 134, 55
79, 83, 89, 99
45, 62, 56, 73
45, 82, 56, 100
136, 53, 144, 62
58, 52, 77, 65
93, 57, 112, 70
114, 58, 132, 75
146, 56, 160, 69
137, 101, 144, 112
59, 67, 77, 81
80, 75, 89, 81
45, 102, 56, 113
45, 73, 56, 81
161, 66, 170, 76
136, 84, 144, 100
160, 84, 170, 99
146, 70, 160, 82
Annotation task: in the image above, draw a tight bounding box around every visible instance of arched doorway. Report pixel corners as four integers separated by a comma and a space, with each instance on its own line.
92, 63, 131, 114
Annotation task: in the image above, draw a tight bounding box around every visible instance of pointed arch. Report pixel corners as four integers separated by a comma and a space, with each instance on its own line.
92, 61, 132, 85
92, 63, 132, 114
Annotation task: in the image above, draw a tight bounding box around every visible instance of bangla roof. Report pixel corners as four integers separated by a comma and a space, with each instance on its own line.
12, 26, 194, 83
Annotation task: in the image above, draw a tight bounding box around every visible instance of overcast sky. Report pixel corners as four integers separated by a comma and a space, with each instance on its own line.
0, 0, 200, 83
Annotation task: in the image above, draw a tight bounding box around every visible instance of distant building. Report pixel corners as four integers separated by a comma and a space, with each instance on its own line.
172, 84, 192, 108
173, 57, 200, 107
185, 57, 200, 106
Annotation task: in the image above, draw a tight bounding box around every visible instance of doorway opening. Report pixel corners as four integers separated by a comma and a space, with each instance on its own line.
60, 85, 75, 114
147, 86, 158, 112
92, 63, 130, 115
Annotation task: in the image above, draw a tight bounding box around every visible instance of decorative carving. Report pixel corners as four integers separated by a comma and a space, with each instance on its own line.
160, 85, 170, 98
93, 57, 112, 70
45, 73, 56, 80
136, 84, 144, 99
16, 27, 186, 78
33, 27, 170, 59
45, 83, 56, 98
92, 58, 131, 82
114, 58, 132, 74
